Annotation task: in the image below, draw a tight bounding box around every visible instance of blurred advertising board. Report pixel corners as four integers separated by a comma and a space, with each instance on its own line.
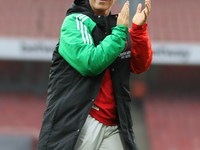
0, 38, 200, 65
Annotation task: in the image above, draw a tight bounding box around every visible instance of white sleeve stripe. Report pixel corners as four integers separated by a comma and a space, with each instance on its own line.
79, 15, 86, 19
88, 34, 92, 45
76, 14, 83, 30
82, 16, 89, 23
76, 14, 90, 30
84, 25, 89, 44
80, 21, 86, 44
77, 14, 83, 18
75, 14, 93, 45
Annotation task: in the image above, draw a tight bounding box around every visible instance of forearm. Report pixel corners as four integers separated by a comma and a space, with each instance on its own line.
130, 22, 153, 74
59, 18, 128, 76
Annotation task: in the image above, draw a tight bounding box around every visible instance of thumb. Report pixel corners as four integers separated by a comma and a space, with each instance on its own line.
136, 3, 142, 13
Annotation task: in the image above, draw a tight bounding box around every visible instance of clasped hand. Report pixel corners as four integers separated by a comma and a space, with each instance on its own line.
117, 0, 151, 28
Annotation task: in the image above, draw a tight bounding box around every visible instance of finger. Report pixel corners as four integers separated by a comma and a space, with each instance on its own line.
125, 1, 129, 16
147, 1, 151, 11
121, 1, 129, 13
147, 0, 151, 8
123, 1, 129, 25
142, 8, 148, 20
145, 0, 151, 14
121, 1, 129, 18
126, 4, 129, 20
125, 1, 130, 14
136, 3, 142, 14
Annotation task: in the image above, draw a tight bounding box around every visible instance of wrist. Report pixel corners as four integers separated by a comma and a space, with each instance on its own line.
114, 25, 128, 34
132, 22, 147, 30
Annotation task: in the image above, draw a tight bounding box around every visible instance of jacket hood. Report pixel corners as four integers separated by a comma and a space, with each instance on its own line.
74, 0, 87, 5
67, 0, 93, 16
66, 0, 111, 29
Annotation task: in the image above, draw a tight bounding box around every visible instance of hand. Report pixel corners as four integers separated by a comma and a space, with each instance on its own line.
117, 1, 129, 28
132, 0, 151, 26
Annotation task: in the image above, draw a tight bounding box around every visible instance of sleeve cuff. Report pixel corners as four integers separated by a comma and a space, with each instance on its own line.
131, 22, 148, 30
113, 25, 128, 35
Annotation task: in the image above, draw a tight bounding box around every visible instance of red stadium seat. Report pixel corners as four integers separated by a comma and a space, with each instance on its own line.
143, 91, 200, 150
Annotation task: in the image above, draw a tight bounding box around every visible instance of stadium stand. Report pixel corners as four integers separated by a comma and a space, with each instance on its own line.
0, 92, 46, 129
147, 0, 200, 42
144, 91, 200, 150
0, 91, 46, 150
0, 0, 72, 38
142, 0, 200, 149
